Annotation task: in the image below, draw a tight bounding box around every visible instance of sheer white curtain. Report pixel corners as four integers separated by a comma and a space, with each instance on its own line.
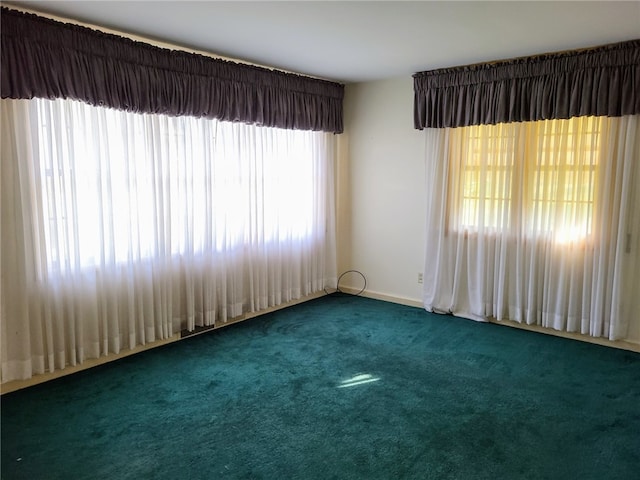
423, 115, 640, 341
1, 98, 337, 382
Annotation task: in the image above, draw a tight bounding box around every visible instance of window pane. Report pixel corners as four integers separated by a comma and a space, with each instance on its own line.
448, 116, 604, 241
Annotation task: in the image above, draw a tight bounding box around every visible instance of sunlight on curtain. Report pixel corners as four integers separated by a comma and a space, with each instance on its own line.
1, 98, 337, 382
423, 115, 640, 341
449, 117, 601, 241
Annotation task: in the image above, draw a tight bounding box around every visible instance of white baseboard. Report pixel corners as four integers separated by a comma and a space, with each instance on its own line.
1, 335, 181, 394
337, 286, 424, 308
490, 318, 640, 353
1, 291, 327, 395
4, 289, 638, 394
338, 286, 640, 354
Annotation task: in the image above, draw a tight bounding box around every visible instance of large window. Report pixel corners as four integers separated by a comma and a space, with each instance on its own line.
449, 116, 603, 243
2, 96, 336, 379
416, 39, 639, 341
1, 7, 342, 383
33, 98, 325, 275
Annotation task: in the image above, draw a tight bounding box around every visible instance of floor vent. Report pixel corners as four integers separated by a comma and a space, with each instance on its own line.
180, 324, 216, 339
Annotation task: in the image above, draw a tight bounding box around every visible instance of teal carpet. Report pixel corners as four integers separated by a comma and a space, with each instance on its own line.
2, 294, 640, 479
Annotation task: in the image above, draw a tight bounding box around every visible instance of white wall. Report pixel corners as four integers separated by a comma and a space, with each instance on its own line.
337, 76, 425, 305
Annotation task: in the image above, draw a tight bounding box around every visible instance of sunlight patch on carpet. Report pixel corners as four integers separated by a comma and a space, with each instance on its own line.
337, 373, 380, 388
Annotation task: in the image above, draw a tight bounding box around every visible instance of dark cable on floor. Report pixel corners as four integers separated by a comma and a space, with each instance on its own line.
324, 270, 367, 296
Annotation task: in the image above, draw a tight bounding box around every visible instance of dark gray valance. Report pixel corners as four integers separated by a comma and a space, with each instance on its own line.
0, 7, 344, 133
413, 40, 640, 129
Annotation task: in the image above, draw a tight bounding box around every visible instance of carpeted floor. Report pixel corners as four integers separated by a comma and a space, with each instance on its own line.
2, 294, 639, 479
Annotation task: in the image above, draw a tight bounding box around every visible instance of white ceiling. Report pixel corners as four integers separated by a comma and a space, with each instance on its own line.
4, 1, 640, 83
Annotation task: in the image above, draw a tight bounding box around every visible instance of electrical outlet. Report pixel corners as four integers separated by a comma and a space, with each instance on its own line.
418, 273, 423, 284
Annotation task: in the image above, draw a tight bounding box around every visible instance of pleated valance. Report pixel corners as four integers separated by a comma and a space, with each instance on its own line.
0, 7, 344, 133
413, 39, 640, 129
